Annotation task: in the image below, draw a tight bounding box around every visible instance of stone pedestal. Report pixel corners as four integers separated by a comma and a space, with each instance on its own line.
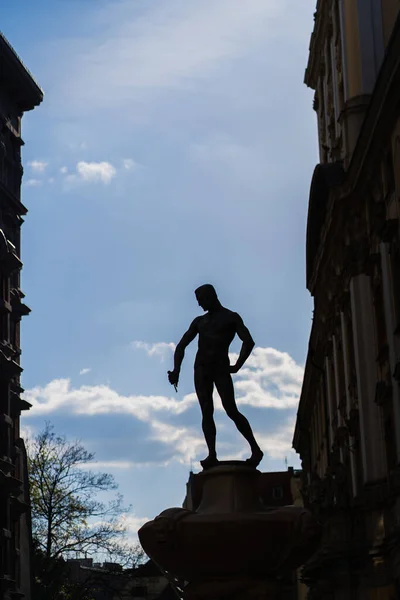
139, 463, 321, 599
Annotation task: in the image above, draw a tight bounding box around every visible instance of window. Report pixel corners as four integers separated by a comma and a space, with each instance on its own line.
272, 486, 283, 500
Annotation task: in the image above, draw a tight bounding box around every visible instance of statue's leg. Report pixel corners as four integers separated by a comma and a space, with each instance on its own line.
214, 370, 263, 466
194, 366, 217, 465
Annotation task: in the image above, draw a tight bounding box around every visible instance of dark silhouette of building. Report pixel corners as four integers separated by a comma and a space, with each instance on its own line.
183, 466, 300, 512
293, 3, 400, 599
65, 558, 177, 600
0, 33, 43, 599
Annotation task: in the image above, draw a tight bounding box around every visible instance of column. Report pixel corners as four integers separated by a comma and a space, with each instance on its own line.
339, 0, 362, 100
323, 40, 330, 149
330, 37, 341, 138
350, 275, 386, 482
380, 242, 400, 463
325, 355, 336, 448
317, 396, 324, 473
320, 378, 331, 454
332, 335, 343, 425
320, 393, 327, 473
332, 335, 345, 464
356, 0, 384, 93
311, 413, 318, 470
314, 401, 319, 472
317, 79, 326, 162
341, 311, 359, 496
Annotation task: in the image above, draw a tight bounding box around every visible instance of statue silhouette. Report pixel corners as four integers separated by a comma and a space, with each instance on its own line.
168, 284, 263, 469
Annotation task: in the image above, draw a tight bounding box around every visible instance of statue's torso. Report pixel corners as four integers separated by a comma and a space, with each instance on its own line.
195, 308, 237, 367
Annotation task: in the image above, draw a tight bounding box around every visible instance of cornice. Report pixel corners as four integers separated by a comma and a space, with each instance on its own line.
0, 180, 27, 216
304, 0, 330, 90
0, 32, 43, 111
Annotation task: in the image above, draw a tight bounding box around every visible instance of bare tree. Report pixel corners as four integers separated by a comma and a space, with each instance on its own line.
27, 422, 142, 566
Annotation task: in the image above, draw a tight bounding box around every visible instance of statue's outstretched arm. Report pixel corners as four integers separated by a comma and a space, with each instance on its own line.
230, 314, 255, 374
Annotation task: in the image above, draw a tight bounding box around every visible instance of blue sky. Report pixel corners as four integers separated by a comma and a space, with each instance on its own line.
3, 0, 317, 539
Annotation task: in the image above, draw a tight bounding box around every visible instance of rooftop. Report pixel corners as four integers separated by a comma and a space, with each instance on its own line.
0, 32, 43, 111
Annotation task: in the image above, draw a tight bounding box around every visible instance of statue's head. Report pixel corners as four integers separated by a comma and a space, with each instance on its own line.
195, 284, 219, 311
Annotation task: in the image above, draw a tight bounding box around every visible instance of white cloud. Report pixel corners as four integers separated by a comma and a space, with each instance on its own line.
48, 178, 55, 184
24, 178, 42, 187
131, 342, 303, 413
79, 368, 91, 375
132, 341, 175, 361
63, 161, 117, 186
150, 419, 206, 464
230, 347, 304, 410
123, 158, 138, 171
22, 346, 303, 465
23, 378, 197, 421
75, 161, 116, 184
24, 346, 302, 419
119, 514, 150, 542
28, 160, 48, 173
20, 423, 37, 442
132, 343, 302, 409
23, 378, 199, 464
255, 417, 298, 461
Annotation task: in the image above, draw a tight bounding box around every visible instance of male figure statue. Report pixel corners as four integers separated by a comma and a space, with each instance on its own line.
168, 284, 263, 469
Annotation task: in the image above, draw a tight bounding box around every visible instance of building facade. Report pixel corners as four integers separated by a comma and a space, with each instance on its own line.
293, 2, 400, 599
0, 34, 43, 599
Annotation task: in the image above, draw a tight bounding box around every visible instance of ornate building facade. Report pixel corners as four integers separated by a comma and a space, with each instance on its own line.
293, 2, 400, 599
0, 34, 43, 599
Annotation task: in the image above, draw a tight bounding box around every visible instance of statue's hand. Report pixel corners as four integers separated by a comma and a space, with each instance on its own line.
168, 370, 179, 386
229, 364, 239, 374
